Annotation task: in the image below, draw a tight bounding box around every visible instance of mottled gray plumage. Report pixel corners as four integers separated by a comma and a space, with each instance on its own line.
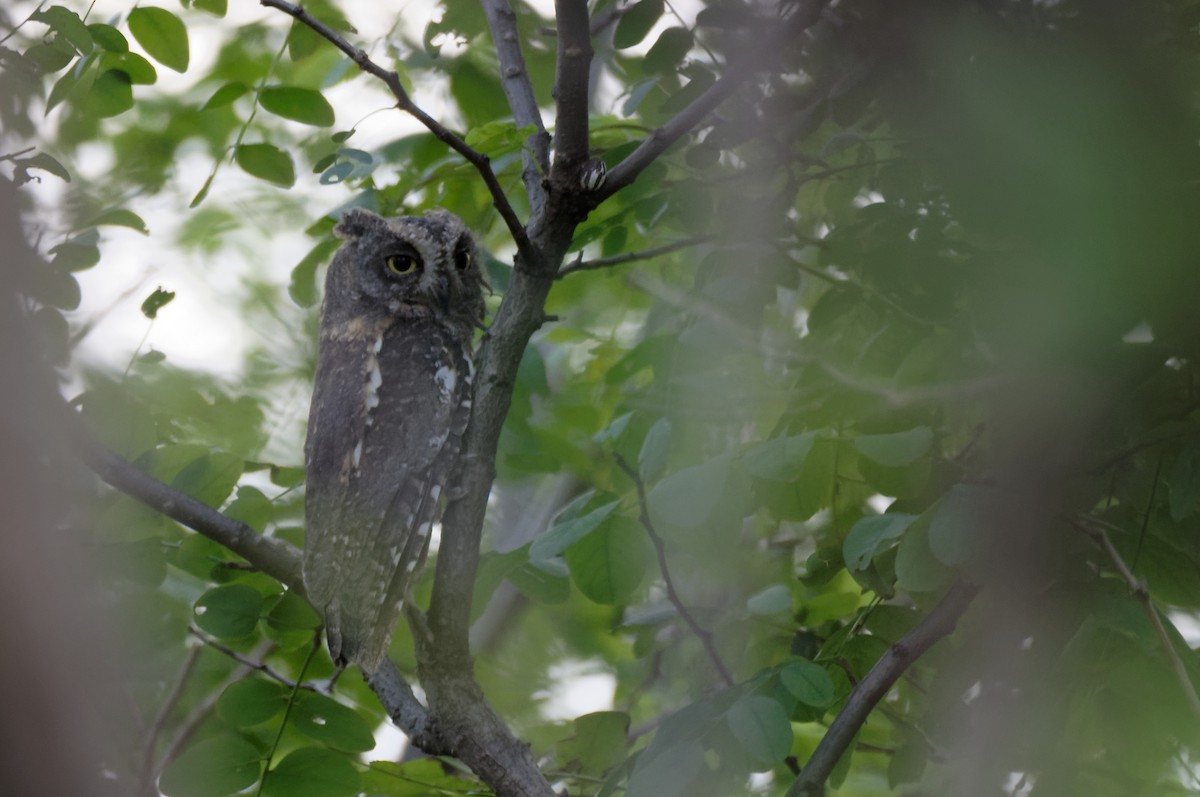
303, 207, 484, 674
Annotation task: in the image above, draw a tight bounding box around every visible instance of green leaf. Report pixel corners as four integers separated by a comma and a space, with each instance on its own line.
89, 208, 148, 233
236, 143, 295, 187
194, 0, 228, 17
190, 169, 216, 208
648, 455, 731, 528
746, 584, 792, 615
50, 241, 100, 271
626, 739, 705, 797
217, 678, 288, 727
557, 711, 630, 775
202, 81, 248, 110
171, 452, 243, 507
565, 518, 647, 604
194, 584, 263, 638
269, 464, 306, 487
854, 426, 933, 467
223, 486, 272, 532
644, 27, 693, 74
88, 23, 128, 52
265, 591, 322, 636
744, 432, 817, 481
87, 70, 134, 118
17, 153, 71, 182
25, 39, 76, 72
292, 692, 377, 753
614, 0, 665, 49
140, 287, 175, 318
928, 484, 990, 567
530, 500, 618, 561
894, 512, 952, 593
263, 747, 361, 797
128, 7, 189, 73
507, 559, 571, 604
638, 418, 672, 481
260, 85, 335, 127
780, 659, 835, 708
1169, 435, 1200, 521
33, 6, 93, 54
104, 52, 157, 84
843, 513, 916, 571
726, 695, 793, 767
45, 62, 82, 112
159, 735, 262, 797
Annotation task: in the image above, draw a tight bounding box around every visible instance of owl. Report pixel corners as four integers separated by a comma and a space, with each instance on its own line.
303, 207, 485, 675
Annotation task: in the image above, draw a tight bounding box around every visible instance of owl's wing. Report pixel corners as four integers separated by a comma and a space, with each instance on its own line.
303, 320, 472, 674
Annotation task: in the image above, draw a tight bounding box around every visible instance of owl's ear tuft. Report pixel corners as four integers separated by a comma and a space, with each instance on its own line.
334, 207, 384, 240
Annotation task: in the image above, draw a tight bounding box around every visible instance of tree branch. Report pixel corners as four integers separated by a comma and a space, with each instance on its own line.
787, 581, 978, 797
64, 406, 457, 774
258, 0, 537, 266
550, 0, 593, 180
189, 626, 308, 690
479, 0, 551, 214
75, 424, 305, 594
615, 453, 736, 688
596, 0, 829, 202
557, 235, 714, 277
1073, 516, 1200, 722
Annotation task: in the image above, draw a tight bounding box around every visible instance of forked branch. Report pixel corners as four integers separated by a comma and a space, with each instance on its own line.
259, 0, 537, 265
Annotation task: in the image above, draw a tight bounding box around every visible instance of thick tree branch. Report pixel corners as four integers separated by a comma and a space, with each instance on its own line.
550, 0, 593, 179
615, 454, 735, 688
596, 0, 828, 203
479, 0, 551, 214
787, 581, 978, 797
557, 235, 714, 277
259, 0, 537, 266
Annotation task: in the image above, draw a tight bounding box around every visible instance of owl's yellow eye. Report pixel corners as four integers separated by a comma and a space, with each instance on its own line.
385, 253, 418, 275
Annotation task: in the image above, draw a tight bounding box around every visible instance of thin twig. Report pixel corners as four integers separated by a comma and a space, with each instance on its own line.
787, 582, 978, 797
259, 0, 536, 265
614, 453, 735, 688
1072, 517, 1200, 722
140, 646, 201, 793
0, 146, 36, 163
189, 625, 310, 690
255, 634, 320, 797
0, 1, 48, 46
557, 235, 714, 277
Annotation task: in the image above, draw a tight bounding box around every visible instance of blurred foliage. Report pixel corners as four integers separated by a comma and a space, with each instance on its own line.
4, 0, 1200, 796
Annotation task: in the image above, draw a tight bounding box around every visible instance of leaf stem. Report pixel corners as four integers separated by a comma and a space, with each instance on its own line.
254, 632, 321, 797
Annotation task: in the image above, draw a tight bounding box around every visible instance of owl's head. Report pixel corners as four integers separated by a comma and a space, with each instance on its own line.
324, 207, 486, 330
